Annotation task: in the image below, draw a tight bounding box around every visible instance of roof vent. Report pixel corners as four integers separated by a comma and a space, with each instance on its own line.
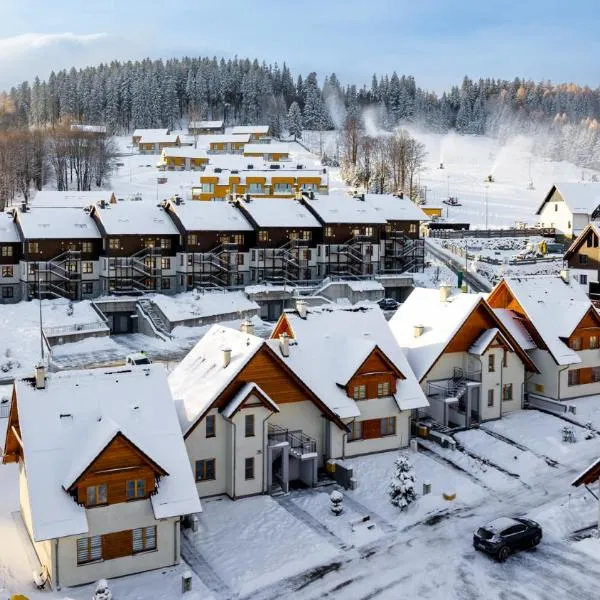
240, 317, 255, 336
440, 283, 452, 302
413, 324, 424, 338
222, 347, 232, 368
296, 300, 308, 319
35, 364, 46, 389
279, 333, 290, 357
560, 269, 570, 284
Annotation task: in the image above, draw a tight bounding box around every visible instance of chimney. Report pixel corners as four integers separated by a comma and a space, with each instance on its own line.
279, 333, 290, 357
413, 324, 424, 338
35, 364, 46, 389
296, 300, 307, 319
222, 348, 232, 368
560, 269, 571, 284
440, 283, 452, 302
240, 317, 255, 336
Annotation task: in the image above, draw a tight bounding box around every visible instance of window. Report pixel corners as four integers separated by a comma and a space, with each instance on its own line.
188, 234, 198, 246
109, 238, 120, 250
237, 253, 245, 266
488, 354, 495, 372
82, 261, 94, 274
324, 226, 334, 238
554, 203, 558, 212
132, 526, 156, 553
301, 230, 312, 241
161, 278, 171, 290
353, 384, 367, 400
1, 246, 12, 256
579, 254, 588, 265
82, 282, 93, 295
67, 261, 78, 273
593, 367, 600, 383
377, 381, 391, 397
409, 223, 417, 233
380, 417, 396, 436
126, 479, 146, 500
206, 414, 215, 438
86, 484, 107, 506
364, 226, 374, 237
77, 535, 102, 564
580, 274, 588, 285
2, 266, 13, 278
245, 414, 255, 437
160, 238, 171, 250
348, 420, 363, 442
502, 384, 513, 401
28, 263, 37, 275
28, 242, 39, 254
248, 183, 263, 194
2, 287, 13, 298
144, 239, 155, 249
233, 234, 244, 246
187, 254, 193, 266
245, 457, 255, 480
568, 369, 580, 386
274, 183, 292, 194
487, 389, 494, 407
503, 350, 508, 368
161, 257, 171, 270
571, 337, 582, 350
258, 231, 269, 243
201, 183, 215, 193
590, 336, 598, 350
81, 241, 93, 254
195, 459, 216, 481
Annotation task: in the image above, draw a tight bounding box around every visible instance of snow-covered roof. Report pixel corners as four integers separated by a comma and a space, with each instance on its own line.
237, 199, 321, 228
222, 382, 279, 418
29, 191, 115, 208
169, 325, 264, 434
151, 290, 258, 323
139, 133, 180, 144
71, 124, 106, 134
536, 182, 600, 216
161, 147, 208, 159
244, 143, 290, 155
231, 125, 269, 135
16, 364, 201, 542
362, 193, 430, 222
93, 203, 179, 236
189, 120, 223, 129
208, 134, 251, 144
17, 207, 101, 239
270, 304, 428, 417
346, 280, 384, 292
389, 289, 484, 381
500, 275, 592, 365
133, 128, 169, 138
0, 212, 20, 243
468, 328, 507, 356
492, 309, 537, 351
304, 196, 387, 225
168, 200, 253, 232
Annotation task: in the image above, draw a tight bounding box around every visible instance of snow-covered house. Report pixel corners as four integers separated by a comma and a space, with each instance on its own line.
137, 133, 180, 154
2, 364, 200, 588
188, 120, 224, 135
169, 304, 427, 498
243, 143, 290, 162
0, 211, 22, 303
207, 134, 251, 154
487, 274, 600, 400
230, 125, 270, 141
70, 124, 107, 136
132, 128, 170, 145
563, 221, 600, 299
536, 182, 600, 239
389, 286, 537, 428
158, 147, 209, 171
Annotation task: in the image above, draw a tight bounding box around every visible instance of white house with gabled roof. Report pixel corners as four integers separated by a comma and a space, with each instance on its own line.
390, 286, 537, 428
169, 304, 427, 498
2, 364, 200, 588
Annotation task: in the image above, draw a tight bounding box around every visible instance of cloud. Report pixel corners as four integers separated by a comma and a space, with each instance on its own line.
0, 32, 108, 57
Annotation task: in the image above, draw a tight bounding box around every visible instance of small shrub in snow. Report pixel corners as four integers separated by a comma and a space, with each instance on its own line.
330, 490, 344, 516
389, 454, 416, 510
93, 579, 112, 600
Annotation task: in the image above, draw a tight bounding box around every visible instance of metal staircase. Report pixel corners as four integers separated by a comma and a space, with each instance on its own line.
328, 235, 370, 276
131, 247, 162, 291
383, 231, 425, 273
37, 250, 81, 300
192, 243, 235, 289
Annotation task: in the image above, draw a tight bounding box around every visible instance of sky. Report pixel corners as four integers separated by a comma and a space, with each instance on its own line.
0, 0, 599, 93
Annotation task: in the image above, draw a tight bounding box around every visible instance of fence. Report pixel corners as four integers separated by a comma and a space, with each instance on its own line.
439, 243, 563, 266
0, 400, 9, 418
428, 227, 556, 240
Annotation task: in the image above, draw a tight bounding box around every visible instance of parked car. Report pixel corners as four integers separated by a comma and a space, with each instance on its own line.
473, 517, 542, 561
377, 298, 399, 311
126, 352, 152, 366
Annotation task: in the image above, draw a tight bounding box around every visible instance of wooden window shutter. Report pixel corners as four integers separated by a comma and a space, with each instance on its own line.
362, 419, 381, 440
102, 529, 133, 560
580, 367, 593, 385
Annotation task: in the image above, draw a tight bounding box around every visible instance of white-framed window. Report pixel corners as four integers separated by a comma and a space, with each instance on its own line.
580, 274, 588, 285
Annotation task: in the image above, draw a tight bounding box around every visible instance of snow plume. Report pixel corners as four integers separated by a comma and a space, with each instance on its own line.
324, 89, 346, 129
362, 105, 388, 137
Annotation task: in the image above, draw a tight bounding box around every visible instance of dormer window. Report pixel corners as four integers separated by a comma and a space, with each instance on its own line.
86, 484, 107, 507
126, 479, 146, 500
352, 384, 366, 400
377, 381, 391, 397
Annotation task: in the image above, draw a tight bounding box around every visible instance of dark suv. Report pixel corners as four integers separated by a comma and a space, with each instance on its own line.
473, 517, 542, 561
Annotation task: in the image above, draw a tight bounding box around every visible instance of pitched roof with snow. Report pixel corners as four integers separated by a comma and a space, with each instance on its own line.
536, 182, 600, 215
389, 289, 484, 381
93, 203, 179, 236
0, 212, 20, 243
492, 308, 537, 351
270, 304, 428, 416
133, 128, 169, 138
498, 275, 592, 365
231, 125, 270, 135
169, 325, 264, 434
29, 190, 115, 208
16, 207, 101, 240
237, 198, 321, 228
222, 382, 279, 418
363, 193, 430, 222
207, 134, 251, 144
189, 120, 223, 129
161, 147, 208, 159
15, 364, 201, 542
168, 200, 253, 232
303, 195, 387, 225
243, 143, 289, 155
139, 133, 180, 144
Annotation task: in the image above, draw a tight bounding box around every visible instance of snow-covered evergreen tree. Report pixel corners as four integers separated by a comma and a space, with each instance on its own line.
389, 454, 416, 510
287, 101, 303, 139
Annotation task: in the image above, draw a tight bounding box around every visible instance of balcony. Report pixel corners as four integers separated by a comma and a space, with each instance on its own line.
268, 424, 317, 458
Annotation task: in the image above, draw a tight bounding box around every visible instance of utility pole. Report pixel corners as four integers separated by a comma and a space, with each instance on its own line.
38, 264, 44, 361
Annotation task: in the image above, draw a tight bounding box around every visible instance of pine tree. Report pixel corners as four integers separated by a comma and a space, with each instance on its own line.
287, 101, 303, 139
389, 454, 416, 510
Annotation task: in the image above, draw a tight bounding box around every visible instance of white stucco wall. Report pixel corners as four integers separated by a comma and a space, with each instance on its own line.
538, 200, 574, 237
56, 501, 178, 587
562, 349, 600, 399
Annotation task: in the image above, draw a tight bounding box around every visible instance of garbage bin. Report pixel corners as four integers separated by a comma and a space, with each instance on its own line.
182, 571, 193, 593
457, 271, 464, 288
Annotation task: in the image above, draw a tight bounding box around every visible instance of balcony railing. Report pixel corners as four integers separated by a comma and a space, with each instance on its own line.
268, 424, 317, 456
